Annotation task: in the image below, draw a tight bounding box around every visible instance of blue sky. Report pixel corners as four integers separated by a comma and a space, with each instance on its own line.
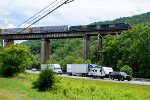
0, 0, 150, 28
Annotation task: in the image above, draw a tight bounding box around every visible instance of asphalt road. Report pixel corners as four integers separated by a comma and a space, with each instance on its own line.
59, 74, 150, 86
25, 70, 150, 86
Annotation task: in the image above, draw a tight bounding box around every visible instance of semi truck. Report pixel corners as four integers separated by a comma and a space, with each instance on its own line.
67, 64, 113, 78
67, 64, 97, 76
41, 64, 62, 75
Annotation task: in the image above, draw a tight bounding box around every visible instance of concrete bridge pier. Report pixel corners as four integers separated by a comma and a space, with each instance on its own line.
83, 34, 90, 60
41, 38, 50, 64
4, 39, 14, 47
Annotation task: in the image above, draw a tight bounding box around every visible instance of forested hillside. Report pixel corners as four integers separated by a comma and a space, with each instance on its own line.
92, 12, 150, 26
22, 12, 150, 78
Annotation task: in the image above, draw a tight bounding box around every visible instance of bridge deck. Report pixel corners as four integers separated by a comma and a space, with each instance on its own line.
0, 30, 123, 40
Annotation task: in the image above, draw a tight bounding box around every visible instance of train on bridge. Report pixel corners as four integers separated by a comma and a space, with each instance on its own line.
0, 23, 130, 34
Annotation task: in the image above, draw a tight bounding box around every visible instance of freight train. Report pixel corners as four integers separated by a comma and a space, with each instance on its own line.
0, 23, 130, 34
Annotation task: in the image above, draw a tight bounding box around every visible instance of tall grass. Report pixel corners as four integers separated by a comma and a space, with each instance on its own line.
0, 73, 150, 100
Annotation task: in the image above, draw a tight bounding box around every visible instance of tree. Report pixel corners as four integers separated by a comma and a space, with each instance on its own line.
0, 44, 33, 77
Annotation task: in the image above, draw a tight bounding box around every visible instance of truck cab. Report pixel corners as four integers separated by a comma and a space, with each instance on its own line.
52, 64, 62, 75
41, 64, 62, 75
90, 67, 105, 79
88, 64, 98, 76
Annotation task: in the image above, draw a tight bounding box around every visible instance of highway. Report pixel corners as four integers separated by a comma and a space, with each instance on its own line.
60, 74, 150, 86
25, 70, 150, 86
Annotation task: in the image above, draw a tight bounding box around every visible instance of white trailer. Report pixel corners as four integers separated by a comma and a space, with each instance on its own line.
41, 64, 62, 75
67, 64, 97, 76
102, 67, 113, 77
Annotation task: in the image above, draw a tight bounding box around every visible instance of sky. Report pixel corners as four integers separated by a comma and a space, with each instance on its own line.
0, 0, 150, 29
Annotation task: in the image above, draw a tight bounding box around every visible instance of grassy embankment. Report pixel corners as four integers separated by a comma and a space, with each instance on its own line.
0, 73, 150, 100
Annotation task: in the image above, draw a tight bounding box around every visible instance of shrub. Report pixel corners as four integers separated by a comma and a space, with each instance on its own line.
32, 68, 60, 91
120, 65, 133, 76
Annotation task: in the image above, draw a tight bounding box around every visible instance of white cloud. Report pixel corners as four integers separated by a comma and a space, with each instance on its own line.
0, 0, 150, 27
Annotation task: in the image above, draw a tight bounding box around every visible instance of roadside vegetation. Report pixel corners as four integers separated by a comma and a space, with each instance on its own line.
0, 73, 150, 100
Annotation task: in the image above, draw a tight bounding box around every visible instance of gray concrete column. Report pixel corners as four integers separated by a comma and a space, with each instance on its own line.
41, 38, 50, 64
83, 34, 90, 60
4, 39, 14, 47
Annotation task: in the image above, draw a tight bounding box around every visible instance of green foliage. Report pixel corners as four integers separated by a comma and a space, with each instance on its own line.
116, 60, 124, 70
22, 40, 41, 55
100, 35, 120, 70
46, 59, 59, 64
32, 56, 40, 70
0, 44, 33, 77
120, 65, 133, 76
84, 59, 91, 64
101, 25, 150, 78
32, 68, 60, 91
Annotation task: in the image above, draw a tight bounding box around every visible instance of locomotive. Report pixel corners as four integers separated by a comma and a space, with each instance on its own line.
69, 23, 130, 31
0, 23, 130, 34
